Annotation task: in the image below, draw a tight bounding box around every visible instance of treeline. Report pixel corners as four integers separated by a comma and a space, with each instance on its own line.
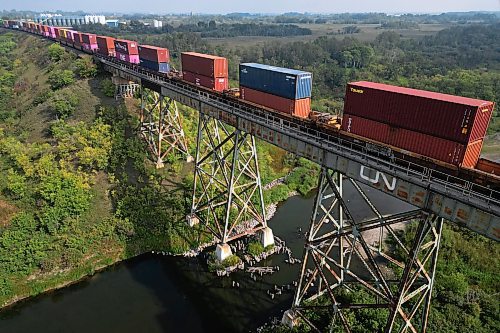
76, 22, 312, 38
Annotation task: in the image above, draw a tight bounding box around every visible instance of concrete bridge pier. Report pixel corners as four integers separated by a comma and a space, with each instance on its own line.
259, 226, 275, 248
215, 243, 233, 262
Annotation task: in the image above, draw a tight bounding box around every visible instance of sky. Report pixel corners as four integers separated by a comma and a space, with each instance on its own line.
1, 0, 499, 14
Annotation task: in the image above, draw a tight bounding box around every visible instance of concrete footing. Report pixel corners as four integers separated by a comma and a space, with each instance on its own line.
186, 155, 194, 163
186, 214, 199, 227
259, 227, 275, 248
215, 243, 232, 262
282, 309, 299, 328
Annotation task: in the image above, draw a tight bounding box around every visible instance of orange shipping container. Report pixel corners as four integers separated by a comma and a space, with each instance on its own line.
240, 86, 311, 119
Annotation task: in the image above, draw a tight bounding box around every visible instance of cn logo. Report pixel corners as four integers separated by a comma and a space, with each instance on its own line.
360, 166, 397, 191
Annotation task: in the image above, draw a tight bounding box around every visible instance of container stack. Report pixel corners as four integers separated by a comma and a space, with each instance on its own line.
73, 32, 82, 49
239, 63, 312, 119
341, 81, 495, 168
96, 36, 116, 57
181, 52, 229, 92
81, 33, 98, 52
48, 26, 57, 38
114, 39, 140, 64
66, 30, 77, 46
138, 45, 170, 73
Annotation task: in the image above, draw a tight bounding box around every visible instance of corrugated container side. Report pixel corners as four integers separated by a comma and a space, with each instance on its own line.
116, 52, 140, 64
140, 59, 170, 73
114, 40, 139, 55
96, 36, 116, 56
73, 33, 82, 47
81, 33, 97, 45
82, 43, 98, 51
462, 140, 483, 168
342, 113, 483, 167
182, 71, 228, 92
240, 86, 311, 118
345, 82, 494, 144
239, 63, 312, 100
341, 114, 390, 143
138, 45, 170, 63
181, 52, 228, 78
470, 102, 495, 142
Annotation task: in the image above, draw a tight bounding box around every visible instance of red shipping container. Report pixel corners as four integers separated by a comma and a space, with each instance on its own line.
183, 71, 228, 92
81, 33, 97, 45
344, 81, 495, 145
181, 52, 228, 78
240, 86, 311, 119
342, 113, 483, 168
114, 39, 139, 55
138, 45, 170, 63
97, 36, 116, 56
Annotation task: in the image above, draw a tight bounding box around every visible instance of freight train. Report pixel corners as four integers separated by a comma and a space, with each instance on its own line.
3, 20, 500, 193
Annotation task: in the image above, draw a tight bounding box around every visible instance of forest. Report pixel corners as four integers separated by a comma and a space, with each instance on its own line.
0, 18, 499, 332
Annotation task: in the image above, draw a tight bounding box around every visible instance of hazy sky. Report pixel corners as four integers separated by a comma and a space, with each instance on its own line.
1, 0, 499, 14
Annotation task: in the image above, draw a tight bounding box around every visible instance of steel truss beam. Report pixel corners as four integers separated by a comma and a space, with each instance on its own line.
290, 167, 443, 332
189, 113, 267, 243
140, 85, 190, 168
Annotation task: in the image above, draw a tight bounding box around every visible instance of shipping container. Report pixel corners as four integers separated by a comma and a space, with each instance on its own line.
239, 63, 312, 100
138, 45, 170, 63
240, 86, 311, 118
96, 36, 116, 56
344, 81, 495, 144
116, 52, 140, 64
81, 33, 97, 45
49, 27, 57, 38
342, 114, 483, 168
73, 32, 82, 48
181, 52, 228, 78
114, 39, 139, 55
82, 43, 98, 51
182, 71, 228, 92
140, 59, 170, 73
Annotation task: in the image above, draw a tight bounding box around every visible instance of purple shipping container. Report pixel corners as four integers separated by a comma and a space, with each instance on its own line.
344, 81, 495, 145
116, 52, 140, 64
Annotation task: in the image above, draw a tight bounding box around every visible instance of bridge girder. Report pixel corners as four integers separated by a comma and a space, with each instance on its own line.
286, 167, 443, 332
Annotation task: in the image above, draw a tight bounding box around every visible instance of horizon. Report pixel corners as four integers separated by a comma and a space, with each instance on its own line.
1, 0, 499, 15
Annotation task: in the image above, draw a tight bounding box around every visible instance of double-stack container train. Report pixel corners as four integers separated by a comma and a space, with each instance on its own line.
3, 21, 499, 192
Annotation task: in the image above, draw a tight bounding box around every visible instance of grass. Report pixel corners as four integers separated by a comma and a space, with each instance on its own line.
205, 23, 449, 49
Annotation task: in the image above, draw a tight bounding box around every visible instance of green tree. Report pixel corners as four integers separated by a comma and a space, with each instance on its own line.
47, 43, 65, 62
48, 70, 75, 90
74, 57, 97, 78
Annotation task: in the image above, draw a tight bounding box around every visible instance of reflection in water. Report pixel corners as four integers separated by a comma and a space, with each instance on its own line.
0, 183, 413, 332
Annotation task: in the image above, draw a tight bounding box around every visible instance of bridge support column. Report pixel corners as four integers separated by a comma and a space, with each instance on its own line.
188, 113, 267, 247
140, 86, 190, 168
112, 75, 139, 99
287, 167, 443, 332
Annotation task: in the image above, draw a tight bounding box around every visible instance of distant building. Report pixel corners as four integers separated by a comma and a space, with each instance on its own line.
34, 14, 106, 26
153, 19, 163, 28
106, 20, 119, 28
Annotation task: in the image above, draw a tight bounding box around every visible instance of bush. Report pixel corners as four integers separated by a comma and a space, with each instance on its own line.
48, 43, 65, 62
74, 57, 97, 78
247, 241, 264, 256
49, 91, 79, 119
100, 78, 115, 97
48, 70, 74, 90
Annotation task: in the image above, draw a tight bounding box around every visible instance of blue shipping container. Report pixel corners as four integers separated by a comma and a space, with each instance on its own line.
140, 59, 170, 73
239, 63, 312, 100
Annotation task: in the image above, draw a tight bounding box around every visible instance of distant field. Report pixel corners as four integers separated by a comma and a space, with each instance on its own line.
205, 23, 450, 48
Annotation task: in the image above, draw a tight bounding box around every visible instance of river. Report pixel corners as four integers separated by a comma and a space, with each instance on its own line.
0, 183, 413, 332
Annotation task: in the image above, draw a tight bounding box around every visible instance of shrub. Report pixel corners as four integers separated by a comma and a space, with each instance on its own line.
74, 57, 97, 78
48, 43, 65, 62
48, 70, 74, 90
49, 91, 79, 119
247, 241, 264, 256
100, 78, 115, 97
